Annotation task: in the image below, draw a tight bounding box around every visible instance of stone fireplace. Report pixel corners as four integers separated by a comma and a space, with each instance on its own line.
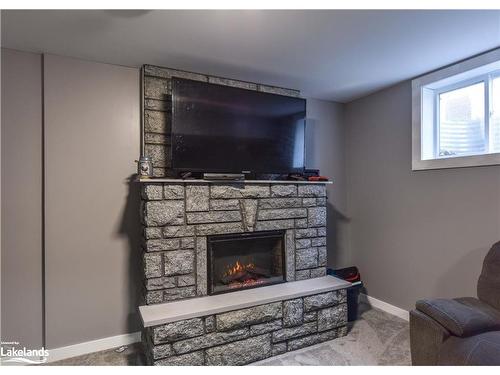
139, 180, 350, 365
207, 230, 286, 295
138, 65, 350, 366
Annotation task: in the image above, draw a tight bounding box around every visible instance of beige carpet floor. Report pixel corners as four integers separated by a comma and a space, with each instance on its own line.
49, 302, 411, 366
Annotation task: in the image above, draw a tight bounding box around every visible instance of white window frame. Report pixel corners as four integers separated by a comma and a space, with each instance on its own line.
412, 48, 500, 170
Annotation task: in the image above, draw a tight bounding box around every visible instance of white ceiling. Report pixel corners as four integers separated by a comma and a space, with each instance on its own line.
2, 10, 500, 102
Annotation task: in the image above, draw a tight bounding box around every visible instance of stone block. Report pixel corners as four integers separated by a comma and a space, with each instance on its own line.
296, 247, 318, 270
272, 342, 287, 356
295, 238, 311, 249
241, 199, 258, 231
258, 208, 307, 221
303, 311, 318, 323
186, 185, 209, 212
177, 274, 195, 286
298, 185, 326, 197
209, 199, 240, 211
308, 207, 327, 227
145, 290, 163, 304
295, 228, 317, 239
146, 276, 176, 291
152, 344, 174, 360
163, 184, 184, 199
205, 334, 272, 366
144, 200, 184, 226
271, 185, 297, 197
145, 239, 180, 252
164, 250, 194, 276
271, 322, 317, 342
163, 225, 195, 238
145, 65, 207, 82
195, 238, 208, 296
311, 237, 326, 247
295, 218, 308, 228
145, 144, 167, 167
318, 246, 327, 266
210, 184, 270, 199
144, 133, 168, 145
295, 269, 311, 280
144, 253, 162, 278
142, 184, 163, 200
204, 315, 216, 333
255, 219, 295, 231
144, 110, 169, 134
172, 328, 249, 354
216, 302, 283, 331
187, 210, 241, 224
302, 198, 316, 207
285, 230, 295, 281
164, 286, 196, 301
304, 290, 345, 312
259, 198, 302, 209
144, 227, 162, 239
283, 299, 304, 327
208, 76, 257, 90
154, 351, 204, 366
318, 304, 348, 331
153, 167, 166, 178
249, 319, 283, 336
258, 84, 300, 97
153, 318, 204, 344
196, 222, 245, 236
316, 197, 327, 206
287, 328, 341, 352
144, 76, 170, 100
311, 267, 326, 278
145, 98, 170, 112
180, 237, 195, 249
317, 227, 327, 237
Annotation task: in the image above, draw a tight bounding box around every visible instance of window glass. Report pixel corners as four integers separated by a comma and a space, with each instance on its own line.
491, 76, 500, 153
438, 82, 485, 157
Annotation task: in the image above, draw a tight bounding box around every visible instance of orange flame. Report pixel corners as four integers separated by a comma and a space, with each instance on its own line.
224, 260, 255, 277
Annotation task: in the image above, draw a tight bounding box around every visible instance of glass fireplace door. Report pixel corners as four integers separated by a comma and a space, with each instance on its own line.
207, 230, 286, 295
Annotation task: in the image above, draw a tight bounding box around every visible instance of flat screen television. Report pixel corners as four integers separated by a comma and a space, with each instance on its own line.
171, 78, 306, 175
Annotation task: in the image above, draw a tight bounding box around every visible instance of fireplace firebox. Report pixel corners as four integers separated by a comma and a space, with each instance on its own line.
207, 230, 286, 295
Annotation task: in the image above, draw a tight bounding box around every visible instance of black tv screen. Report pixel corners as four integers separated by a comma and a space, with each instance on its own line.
171, 78, 306, 175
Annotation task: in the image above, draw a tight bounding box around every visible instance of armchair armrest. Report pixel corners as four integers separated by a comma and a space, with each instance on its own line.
416, 298, 500, 337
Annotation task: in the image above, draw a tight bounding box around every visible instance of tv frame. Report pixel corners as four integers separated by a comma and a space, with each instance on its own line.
170, 78, 307, 176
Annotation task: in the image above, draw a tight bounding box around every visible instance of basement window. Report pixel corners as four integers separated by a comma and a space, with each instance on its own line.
412, 49, 500, 170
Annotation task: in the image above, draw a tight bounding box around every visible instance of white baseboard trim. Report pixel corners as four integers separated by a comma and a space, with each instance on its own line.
47, 331, 141, 363
360, 293, 409, 321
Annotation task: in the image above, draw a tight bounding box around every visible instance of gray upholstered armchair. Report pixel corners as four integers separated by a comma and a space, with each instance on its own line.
410, 241, 500, 365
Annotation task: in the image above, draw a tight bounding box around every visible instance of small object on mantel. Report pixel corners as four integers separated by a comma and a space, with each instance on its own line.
136, 156, 153, 178
308, 176, 329, 181
287, 173, 307, 181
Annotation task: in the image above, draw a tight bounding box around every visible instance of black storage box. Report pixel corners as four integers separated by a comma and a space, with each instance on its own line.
327, 266, 363, 322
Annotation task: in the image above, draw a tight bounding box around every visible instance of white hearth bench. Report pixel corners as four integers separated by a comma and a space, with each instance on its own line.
139, 275, 351, 365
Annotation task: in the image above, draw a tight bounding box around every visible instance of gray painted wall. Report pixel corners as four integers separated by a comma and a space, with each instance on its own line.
306, 99, 350, 269
1, 49, 44, 349
345, 81, 500, 311
44, 54, 141, 348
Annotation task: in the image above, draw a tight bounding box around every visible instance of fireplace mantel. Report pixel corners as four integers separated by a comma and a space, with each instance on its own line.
137, 178, 333, 185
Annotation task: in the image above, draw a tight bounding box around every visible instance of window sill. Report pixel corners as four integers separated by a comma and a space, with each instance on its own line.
412, 152, 500, 171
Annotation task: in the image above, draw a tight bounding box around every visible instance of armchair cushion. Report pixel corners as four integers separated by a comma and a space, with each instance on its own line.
416, 298, 500, 337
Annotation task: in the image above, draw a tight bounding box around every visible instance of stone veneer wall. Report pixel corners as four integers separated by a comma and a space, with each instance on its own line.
142, 289, 348, 365
142, 64, 301, 177
141, 182, 328, 305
